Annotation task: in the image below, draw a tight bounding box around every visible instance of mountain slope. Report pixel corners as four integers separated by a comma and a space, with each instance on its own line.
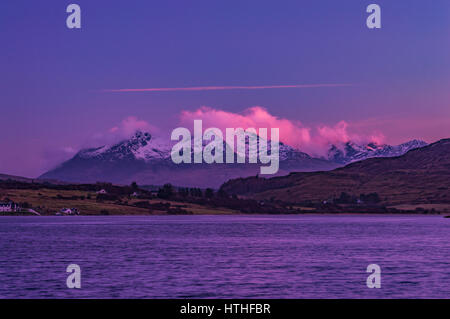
39, 131, 339, 188
220, 138, 450, 205
0, 174, 37, 183
326, 140, 427, 164
0, 173, 65, 184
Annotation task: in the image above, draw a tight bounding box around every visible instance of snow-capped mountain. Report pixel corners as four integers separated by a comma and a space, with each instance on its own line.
237, 131, 311, 161
39, 131, 338, 188
78, 131, 172, 161
326, 140, 428, 164
77, 131, 313, 164
39, 131, 429, 187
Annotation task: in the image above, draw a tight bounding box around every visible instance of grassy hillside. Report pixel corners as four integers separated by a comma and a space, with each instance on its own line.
221, 139, 450, 207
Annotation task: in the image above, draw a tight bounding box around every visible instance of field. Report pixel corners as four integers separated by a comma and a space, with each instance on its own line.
0, 188, 237, 216
1, 180, 446, 216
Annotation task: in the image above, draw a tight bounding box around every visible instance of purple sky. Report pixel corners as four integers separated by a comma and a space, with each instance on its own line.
0, 0, 449, 177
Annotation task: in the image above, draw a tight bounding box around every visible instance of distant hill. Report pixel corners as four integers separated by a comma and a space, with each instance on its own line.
0, 173, 64, 185
0, 174, 36, 183
220, 138, 450, 205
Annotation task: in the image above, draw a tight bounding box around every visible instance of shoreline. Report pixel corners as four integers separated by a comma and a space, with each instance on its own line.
2, 182, 449, 216
1, 212, 447, 217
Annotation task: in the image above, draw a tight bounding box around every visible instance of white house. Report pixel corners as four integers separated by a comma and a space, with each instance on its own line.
0, 202, 20, 213
59, 208, 80, 215
96, 189, 107, 194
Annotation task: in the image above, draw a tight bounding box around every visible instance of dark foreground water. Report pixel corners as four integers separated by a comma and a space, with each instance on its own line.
0, 215, 449, 298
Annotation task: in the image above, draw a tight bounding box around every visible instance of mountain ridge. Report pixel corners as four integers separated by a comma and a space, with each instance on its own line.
220, 138, 450, 205
38, 131, 430, 188
38, 131, 339, 188
325, 139, 427, 164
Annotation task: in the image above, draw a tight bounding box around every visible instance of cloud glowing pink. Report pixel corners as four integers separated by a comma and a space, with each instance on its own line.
180, 106, 384, 156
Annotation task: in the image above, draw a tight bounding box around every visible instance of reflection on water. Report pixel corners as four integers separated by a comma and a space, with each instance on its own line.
0, 215, 449, 298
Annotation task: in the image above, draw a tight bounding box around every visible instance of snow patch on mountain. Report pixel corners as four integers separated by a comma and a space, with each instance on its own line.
75, 130, 314, 164
76, 131, 172, 161
326, 139, 428, 164
73, 131, 426, 167
133, 135, 172, 160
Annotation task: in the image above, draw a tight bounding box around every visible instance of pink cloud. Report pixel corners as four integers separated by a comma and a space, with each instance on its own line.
180, 106, 384, 155
316, 121, 350, 145
109, 116, 157, 138
180, 106, 311, 146
90, 116, 160, 146
347, 116, 450, 145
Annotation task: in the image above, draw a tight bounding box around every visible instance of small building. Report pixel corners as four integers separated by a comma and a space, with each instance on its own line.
59, 208, 80, 215
131, 192, 139, 197
150, 190, 159, 197
0, 202, 20, 213
96, 189, 107, 194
